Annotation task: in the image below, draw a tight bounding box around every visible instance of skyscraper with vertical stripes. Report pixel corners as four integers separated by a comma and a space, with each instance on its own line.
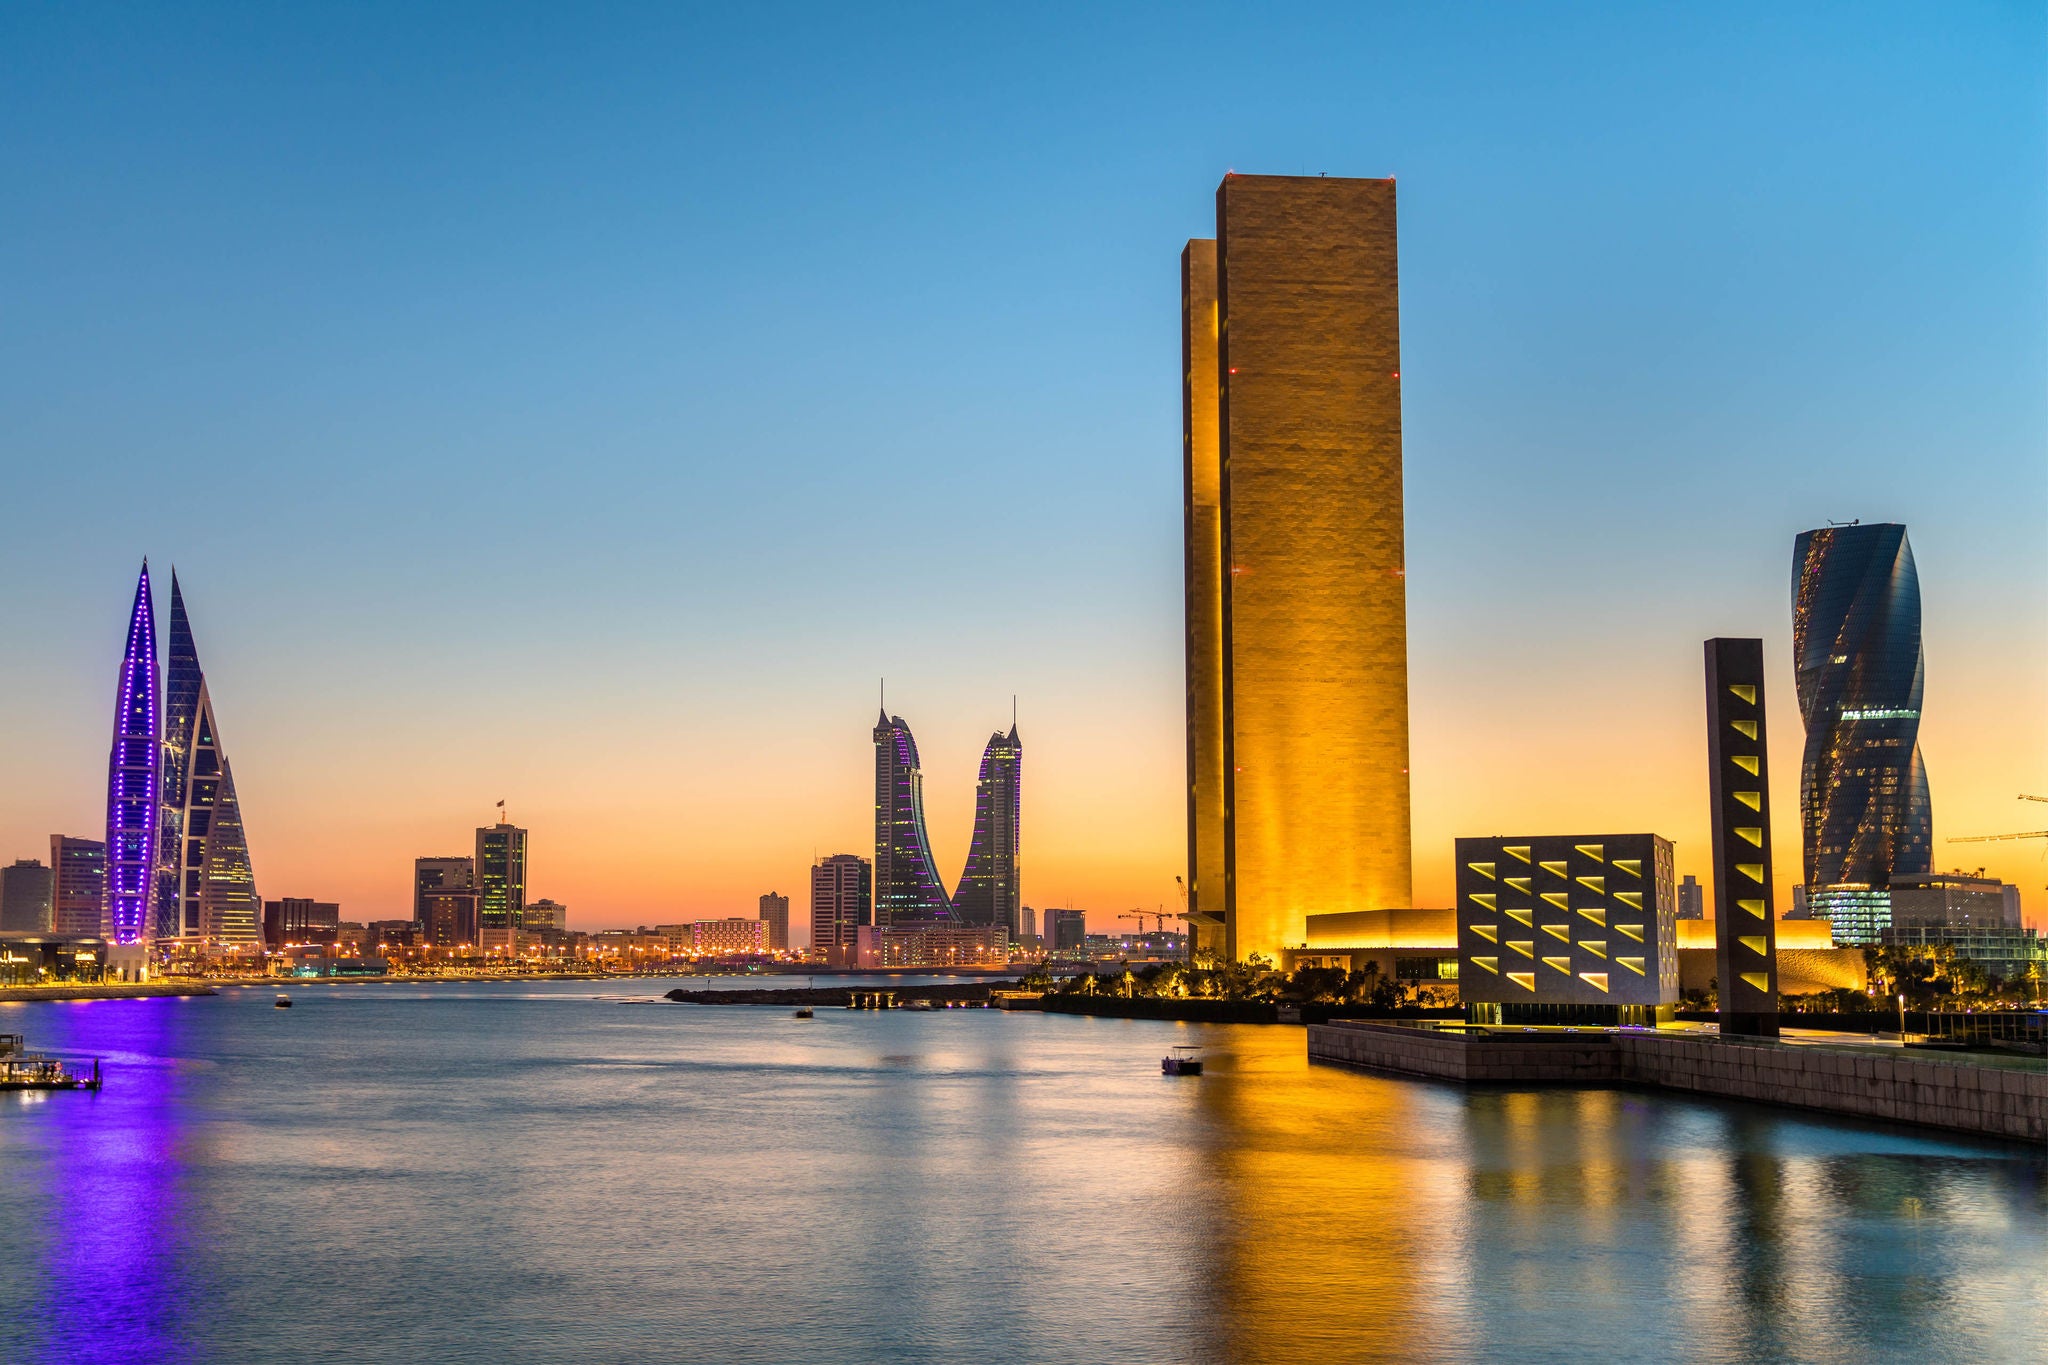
951, 725, 1022, 939
873, 712, 952, 925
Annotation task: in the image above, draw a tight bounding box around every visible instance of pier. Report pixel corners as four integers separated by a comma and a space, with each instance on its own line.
0, 1034, 101, 1092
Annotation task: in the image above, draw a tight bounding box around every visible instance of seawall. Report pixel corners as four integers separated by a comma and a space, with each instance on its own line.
1308, 1020, 2048, 1143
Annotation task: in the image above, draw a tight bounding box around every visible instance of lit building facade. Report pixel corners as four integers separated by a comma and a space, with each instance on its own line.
475, 823, 528, 938
1183, 175, 1414, 964
1792, 523, 1931, 944
811, 854, 871, 966
524, 898, 568, 933
1045, 907, 1086, 955
758, 892, 790, 951
872, 921, 1007, 968
50, 836, 108, 937
154, 574, 262, 948
873, 713, 952, 925
691, 918, 766, 955
1676, 875, 1704, 920
264, 897, 341, 945
104, 562, 161, 948
1705, 638, 1780, 1034
951, 725, 1022, 940
1456, 834, 1679, 1022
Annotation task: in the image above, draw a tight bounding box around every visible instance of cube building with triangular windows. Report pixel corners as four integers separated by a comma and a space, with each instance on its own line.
1456, 834, 1679, 1024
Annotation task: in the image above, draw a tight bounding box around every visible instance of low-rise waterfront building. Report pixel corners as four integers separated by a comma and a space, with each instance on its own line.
264, 897, 341, 946
691, 918, 766, 956
1456, 834, 1680, 1025
866, 921, 1006, 968
524, 898, 569, 933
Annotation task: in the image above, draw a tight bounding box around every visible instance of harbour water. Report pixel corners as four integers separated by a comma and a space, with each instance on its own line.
1, 979, 2043, 1363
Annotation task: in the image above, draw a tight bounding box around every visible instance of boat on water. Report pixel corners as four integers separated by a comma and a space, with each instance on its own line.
0, 1034, 102, 1092
793, 1008, 814, 1019
1161, 1046, 1203, 1077
274, 996, 293, 1009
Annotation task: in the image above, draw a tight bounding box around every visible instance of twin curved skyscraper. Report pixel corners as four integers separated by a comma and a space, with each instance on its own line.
103, 562, 261, 950
872, 712, 1022, 937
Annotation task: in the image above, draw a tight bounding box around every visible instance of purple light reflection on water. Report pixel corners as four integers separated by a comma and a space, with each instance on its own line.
4, 998, 197, 1363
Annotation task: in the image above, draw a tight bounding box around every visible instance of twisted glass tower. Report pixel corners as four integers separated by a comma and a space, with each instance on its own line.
952, 725, 1022, 938
104, 562, 161, 946
1792, 523, 1931, 944
155, 574, 262, 946
873, 712, 952, 925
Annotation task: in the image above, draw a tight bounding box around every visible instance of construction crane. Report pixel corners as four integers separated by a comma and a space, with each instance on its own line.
1947, 795, 2048, 847
1117, 910, 1175, 936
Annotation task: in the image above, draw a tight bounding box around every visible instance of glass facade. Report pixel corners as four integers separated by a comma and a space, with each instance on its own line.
104, 563, 161, 945
475, 825, 528, 932
1791, 524, 1931, 945
872, 713, 952, 925
154, 574, 263, 946
951, 726, 1022, 939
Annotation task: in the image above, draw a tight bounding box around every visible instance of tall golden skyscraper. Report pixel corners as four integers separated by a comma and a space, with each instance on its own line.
1184, 174, 1413, 963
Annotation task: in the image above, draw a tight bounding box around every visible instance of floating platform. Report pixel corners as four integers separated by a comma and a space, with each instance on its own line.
0, 1034, 101, 1092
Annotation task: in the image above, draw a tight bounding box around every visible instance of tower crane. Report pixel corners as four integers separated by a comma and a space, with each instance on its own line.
1946, 795, 2048, 849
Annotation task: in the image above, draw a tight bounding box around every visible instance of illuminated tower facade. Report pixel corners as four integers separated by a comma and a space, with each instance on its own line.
475, 823, 529, 944
952, 725, 1022, 940
1183, 174, 1414, 963
155, 574, 262, 946
873, 712, 952, 925
1791, 523, 1932, 944
104, 562, 161, 947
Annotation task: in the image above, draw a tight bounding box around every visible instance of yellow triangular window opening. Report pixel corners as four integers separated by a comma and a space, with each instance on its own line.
1507, 972, 1536, 992
1576, 875, 1605, 893
1578, 972, 1610, 994
1576, 908, 1606, 927
1615, 923, 1644, 941
1735, 827, 1763, 847
1733, 790, 1762, 811
1614, 891, 1643, 910
1729, 684, 1757, 704
1612, 859, 1642, 878
1581, 940, 1607, 960
1471, 923, 1499, 943
1507, 940, 1534, 959
1540, 892, 1570, 912
1541, 923, 1570, 942
1539, 860, 1568, 879
1740, 972, 1771, 992
1737, 898, 1767, 919
1506, 908, 1534, 927
1731, 719, 1759, 740
1470, 892, 1497, 910
1504, 876, 1533, 894
1739, 935, 1768, 956
1503, 845, 1531, 863
1737, 863, 1765, 884
1616, 955, 1646, 975
1573, 844, 1604, 862
1542, 955, 1572, 974
1732, 754, 1761, 776
1470, 956, 1499, 974
1467, 861, 1497, 880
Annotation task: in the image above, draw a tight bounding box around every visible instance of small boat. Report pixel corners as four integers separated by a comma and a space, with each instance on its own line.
793, 1008, 814, 1019
1162, 1046, 1203, 1076
274, 996, 293, 1009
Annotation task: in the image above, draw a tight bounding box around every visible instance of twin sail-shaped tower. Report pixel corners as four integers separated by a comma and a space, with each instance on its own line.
103, 562, 261, 950
873, 712, 1022, 939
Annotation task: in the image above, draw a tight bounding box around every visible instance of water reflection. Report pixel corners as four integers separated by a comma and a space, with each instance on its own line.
0, 986, 2040, 1365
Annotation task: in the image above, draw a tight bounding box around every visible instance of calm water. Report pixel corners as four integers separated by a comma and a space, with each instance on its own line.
2, 980, 2044, 1364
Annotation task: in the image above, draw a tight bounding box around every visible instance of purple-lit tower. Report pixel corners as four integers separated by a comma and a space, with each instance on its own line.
952, 725, 1022, 939
873, 711, 953, 925
105, 562, 162, 946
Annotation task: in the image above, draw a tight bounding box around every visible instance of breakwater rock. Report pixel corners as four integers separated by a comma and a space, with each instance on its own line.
665, 981, 1021, 1007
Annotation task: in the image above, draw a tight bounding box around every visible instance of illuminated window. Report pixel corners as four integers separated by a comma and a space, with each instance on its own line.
1732, 755, 1761, 776
1503, 845, 1531, 863
1735, 827, 1763, 847
1470, 955, 1499, 974
1467, 861, 1497, 880
1504, 875, 1533, 894
1575, 875, 1604, 893
1507, 939, 1534, 958
1615, 923, 1644, 941
1507, 971, 1536, 992
1740, 971, 1770, 992
1612, 859, 1642, 878
1541, 923, 1570, 942
1731, 719, 1759, 740
1539, 859, 1568, 879
1540, 892, 1569, 911
1505, 908, 1533, 926
1578, 972, 1610, 993
1733, 790, 1762, 811
1471, 923, 1499, 943
1616, 955, 1645, 976
1469, 892, 1497, 910
1736, 898, 1767, 919
1737, 863, 1764, 883
1573, 844, 1604, 862
1576, 907, 1605, 927
1729, 684, 1757, 704
1541, 955, 1571, 974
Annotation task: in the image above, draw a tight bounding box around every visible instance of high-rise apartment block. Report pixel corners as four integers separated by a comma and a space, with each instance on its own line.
811, 854, 872, 967
1456, 834, 1679, 1022
1792, 523, 1931, 944
1676, 875, 1704, 920
1, 860, 53, 933
475, 823, 528, 942
951, 726, 1022, 940
1184, 175, 1413, 964
50, 836, 107, 937
758, 892, 790, 952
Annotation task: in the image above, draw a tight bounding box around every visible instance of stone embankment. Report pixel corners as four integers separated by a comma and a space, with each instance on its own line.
665, 981, 1018, 1007
1309, 1020, 2048, 1143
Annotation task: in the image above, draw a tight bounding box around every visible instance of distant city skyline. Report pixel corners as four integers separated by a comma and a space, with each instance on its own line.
2, 6, 2041, 932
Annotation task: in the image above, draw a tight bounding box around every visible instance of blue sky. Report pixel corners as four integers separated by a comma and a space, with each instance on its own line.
2, 2, 2042, 926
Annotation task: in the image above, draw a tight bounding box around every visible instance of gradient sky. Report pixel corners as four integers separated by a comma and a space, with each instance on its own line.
3, 3, 2043, 937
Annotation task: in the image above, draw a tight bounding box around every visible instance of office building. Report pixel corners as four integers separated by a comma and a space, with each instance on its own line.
873, 713, 951, 924
524, 898, 568, 933
1888, 871, 2020, 929
811, 854, 872, 966
692, 918, 766, 955
951, 725, 1022, 940
1021, 905, 1038, 943
758, 892, 789, 952
264, 898, 341, 945
105, 561, 161, 949
1, 860, 53, 933
153, 574, 262, 947
414, 857, 476, 932
1676, 875, 1704, 920
1045, 907, 1087, 954
50, 837, 107, 937
1456, 834, 1679, 1023
1792, 523, 1931, 944
1705, 639, 1780, 1034
475, 823, 528, 939
1183, 174, 1413, 964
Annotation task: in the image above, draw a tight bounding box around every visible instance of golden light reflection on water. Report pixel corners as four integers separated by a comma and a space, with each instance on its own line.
1176, 1027, 2046, 1364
